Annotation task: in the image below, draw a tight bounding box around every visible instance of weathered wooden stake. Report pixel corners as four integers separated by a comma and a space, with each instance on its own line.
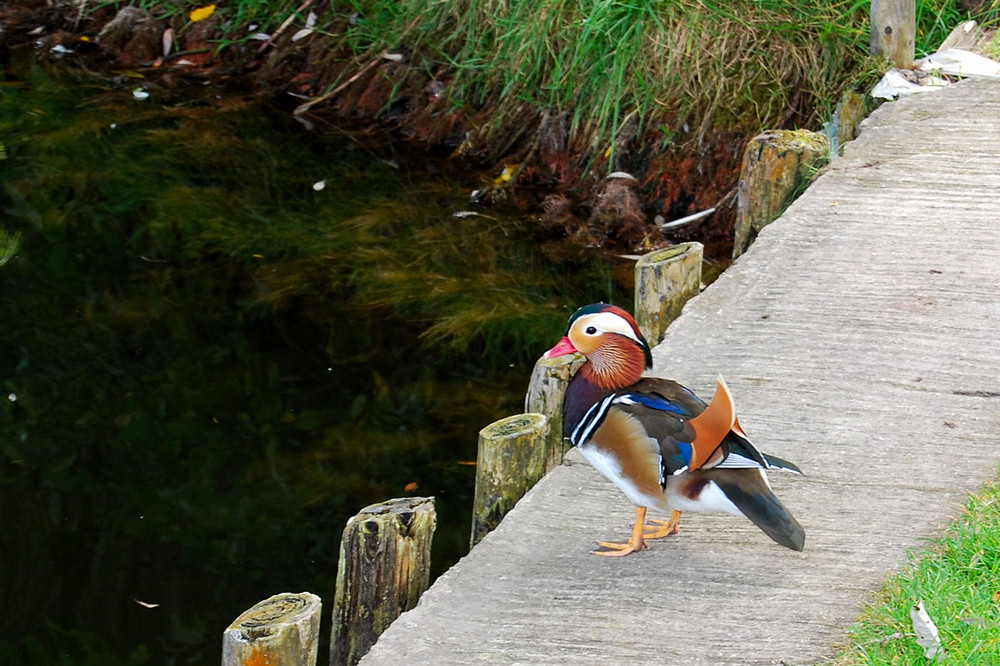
524, 354, 584, 472
871, 0, 916, 69
634, 242, 703, 347
470, 413, 549, 548
830, 91, 869, 153
733, 130, 830, 259
330, 497, 436, 666
222, 592, 322, 666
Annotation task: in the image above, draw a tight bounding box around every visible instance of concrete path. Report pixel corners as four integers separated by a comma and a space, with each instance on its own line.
360, 77, 1000, 665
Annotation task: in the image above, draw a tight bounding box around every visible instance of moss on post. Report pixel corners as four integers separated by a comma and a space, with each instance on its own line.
634, 243, 703, 347
330, 497, 436, 666
833, 91, 869, 151
222, 592, 322, 666
470, 413, 549, 548
733, 129, 830, 259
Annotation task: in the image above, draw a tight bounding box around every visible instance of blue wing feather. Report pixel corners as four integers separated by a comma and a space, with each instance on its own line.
614, 393, 690, 415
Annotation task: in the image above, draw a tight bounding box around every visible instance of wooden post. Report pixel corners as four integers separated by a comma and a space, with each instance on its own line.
733, 129, 830, 259
222, 592, 322, 666
330, 497, 436, 666
524, 354, 584, 472
470, 413, 549, 548
871, 0, 915, 69
634, 243, 703, 347
831, 91, 869, 153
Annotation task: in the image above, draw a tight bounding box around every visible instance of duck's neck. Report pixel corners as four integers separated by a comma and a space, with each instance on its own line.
564, 370, 611, 434
564, 336, 647, 433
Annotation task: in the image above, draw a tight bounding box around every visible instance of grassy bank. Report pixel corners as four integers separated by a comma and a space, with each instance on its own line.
265, 0, 880, 232
12, 1, 999, 249
831, 475, 1000, 664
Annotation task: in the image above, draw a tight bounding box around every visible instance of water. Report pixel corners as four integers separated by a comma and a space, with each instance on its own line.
0, 52, 630, 664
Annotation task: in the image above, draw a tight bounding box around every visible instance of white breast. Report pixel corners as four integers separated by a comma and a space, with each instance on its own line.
577, 444, 670, 513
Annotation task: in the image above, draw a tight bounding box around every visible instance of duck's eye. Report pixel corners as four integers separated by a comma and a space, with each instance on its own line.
585, 326, 598, 335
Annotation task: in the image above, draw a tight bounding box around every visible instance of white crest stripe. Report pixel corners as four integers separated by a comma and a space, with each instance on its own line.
574, 311, 642, 344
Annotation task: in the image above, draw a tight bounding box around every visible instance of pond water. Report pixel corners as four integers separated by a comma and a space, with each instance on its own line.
0, 52, 632, 664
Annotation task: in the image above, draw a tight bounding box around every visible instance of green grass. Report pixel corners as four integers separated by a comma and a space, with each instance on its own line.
79, 1, 1000, 171
338, 0, 875, 162
915, 0, 983, 57
291, 0, 1000, 164
832, 475, 1000, 664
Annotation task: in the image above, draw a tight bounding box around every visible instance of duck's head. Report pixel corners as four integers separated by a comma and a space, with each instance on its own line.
544, 303, 652, 389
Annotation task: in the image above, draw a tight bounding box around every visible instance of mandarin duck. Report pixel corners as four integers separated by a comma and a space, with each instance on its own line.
544, 303, 805, 556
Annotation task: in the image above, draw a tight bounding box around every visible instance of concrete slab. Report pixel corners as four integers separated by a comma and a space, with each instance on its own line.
359, 76, 1000, 665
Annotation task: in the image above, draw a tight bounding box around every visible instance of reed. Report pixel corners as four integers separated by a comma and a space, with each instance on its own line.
333, 0, 876, 164
91, 0, 1000, 169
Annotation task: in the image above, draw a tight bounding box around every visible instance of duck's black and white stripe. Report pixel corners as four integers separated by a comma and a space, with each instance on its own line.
570, 394, 617, 448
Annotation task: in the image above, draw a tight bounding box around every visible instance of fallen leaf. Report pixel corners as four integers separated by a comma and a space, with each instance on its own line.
291, 28, 313, 42
305, 11, 318, 28
453, 211, 498, 220
189, 4, 216, 22
404, 482, 419, 492
910, 600, 945, 661
132, 88, 150, 100
162, 28, 174, 57
134, 599, 160, 608
493, 165, 517, 185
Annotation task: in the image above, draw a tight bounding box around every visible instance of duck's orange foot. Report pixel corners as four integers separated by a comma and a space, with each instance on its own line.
643, 510, 683, 540
592, 536, 646, 557
591, 506, 654, 557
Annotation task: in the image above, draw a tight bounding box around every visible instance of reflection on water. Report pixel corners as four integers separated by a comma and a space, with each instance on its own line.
0, 52, 629, 664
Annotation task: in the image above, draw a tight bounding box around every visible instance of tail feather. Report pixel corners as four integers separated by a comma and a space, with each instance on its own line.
762, 452, 803, 475
715, 472, 805, 551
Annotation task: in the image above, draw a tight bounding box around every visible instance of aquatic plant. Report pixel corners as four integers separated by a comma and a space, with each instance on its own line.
0, 227, 20, 267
